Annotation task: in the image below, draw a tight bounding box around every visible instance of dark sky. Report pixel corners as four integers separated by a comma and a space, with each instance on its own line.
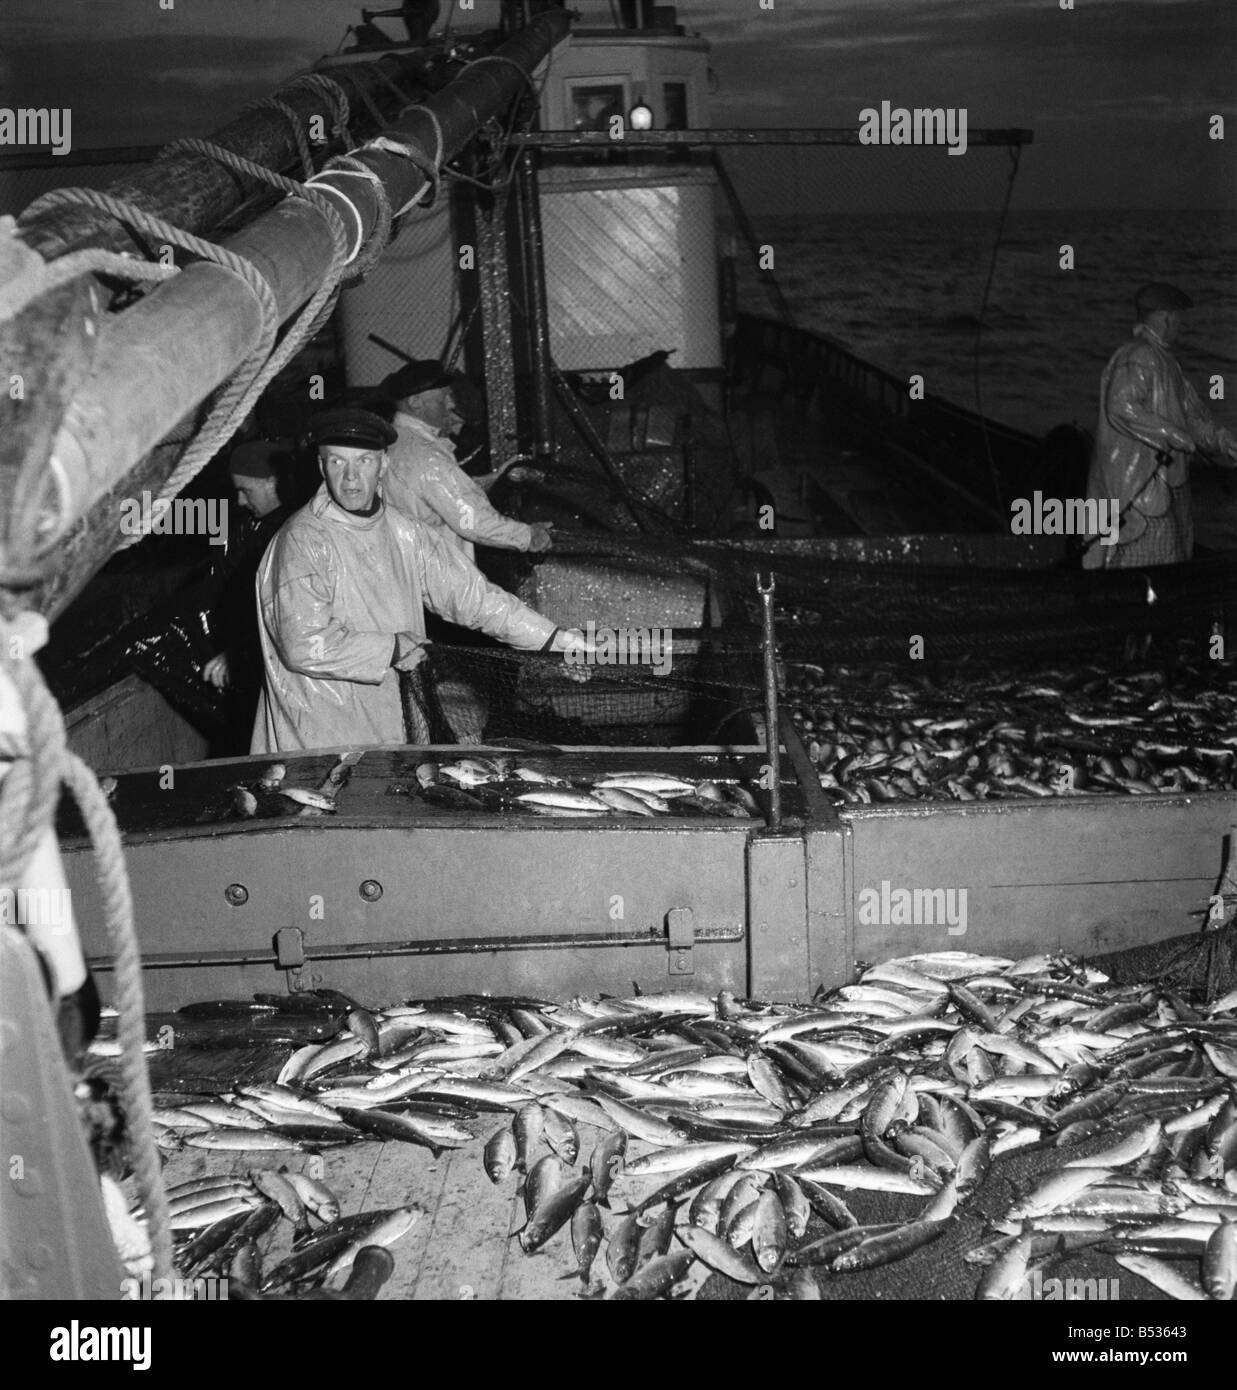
1, 0, 1233, 209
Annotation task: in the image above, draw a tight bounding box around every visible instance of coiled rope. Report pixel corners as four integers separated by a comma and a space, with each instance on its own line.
0, 598, 174, 1286
22, 148, 353, 547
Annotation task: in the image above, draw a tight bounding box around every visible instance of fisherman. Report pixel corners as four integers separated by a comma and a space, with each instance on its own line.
1081, 282, 1237, 569
200, 438, 296, 702
372, 359, 553, 561
252, 408, 586, 753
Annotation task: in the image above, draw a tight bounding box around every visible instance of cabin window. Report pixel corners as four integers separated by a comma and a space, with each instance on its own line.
663, 82, 689, 130
570, 82, 627, 133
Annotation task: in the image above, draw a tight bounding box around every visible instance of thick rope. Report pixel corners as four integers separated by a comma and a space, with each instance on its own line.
284, 73, 355, 150
160, 139, 306, 198
61, 749, 174, 1284
371, 105, 444, 214
243, 97, 315, 178
0, 601, 174, 1286
23, 166, 351, 542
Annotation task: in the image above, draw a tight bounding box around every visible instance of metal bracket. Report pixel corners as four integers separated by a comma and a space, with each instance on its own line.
274, 927, 310, 993
665, 907, 695, 976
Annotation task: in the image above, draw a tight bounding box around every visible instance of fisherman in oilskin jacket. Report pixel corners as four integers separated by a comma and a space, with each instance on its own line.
252, 408, 586, 753
372, 359, 553, 562
1081, 282, 1237, 569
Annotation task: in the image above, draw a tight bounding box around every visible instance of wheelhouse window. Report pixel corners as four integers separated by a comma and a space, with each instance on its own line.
663, 82, 689, 131
570, 83, 627, 133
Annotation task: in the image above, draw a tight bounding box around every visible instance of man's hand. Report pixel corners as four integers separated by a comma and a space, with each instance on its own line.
202, 653, 231, 689
527, 522, 554, 554
391, 632, 427, 672
550, 627, 593, 683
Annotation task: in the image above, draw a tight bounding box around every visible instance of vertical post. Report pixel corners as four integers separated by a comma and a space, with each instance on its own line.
517, 146, 555, 464
474, 187, 521, 467
758, 573, 782, 829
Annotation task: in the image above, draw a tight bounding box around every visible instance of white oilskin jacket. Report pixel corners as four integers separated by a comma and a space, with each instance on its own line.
384, 410, 533, 561
251, 485, 554, 753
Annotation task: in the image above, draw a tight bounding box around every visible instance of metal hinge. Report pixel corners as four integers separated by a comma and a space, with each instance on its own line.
274, 927, 311, 993
665, 907, 695, 976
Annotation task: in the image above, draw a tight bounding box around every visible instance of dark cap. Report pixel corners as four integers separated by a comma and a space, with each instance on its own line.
1134, 282, 1194, 315
228, 438, 290, 481
376, 359, 453, 404
304, 408, 398, 451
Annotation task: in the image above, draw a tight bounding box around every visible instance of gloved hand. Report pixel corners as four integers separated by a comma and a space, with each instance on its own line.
391, 632, 427, 672
527, 522, 554, 553
550, 627, 593, 684
202, 653, 231, 689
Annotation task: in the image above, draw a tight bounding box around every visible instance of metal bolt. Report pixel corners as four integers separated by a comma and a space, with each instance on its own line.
788, 878, 798, 888
359, 879, 383, 902
224, 883, 248, 907
676, 954, 688, 970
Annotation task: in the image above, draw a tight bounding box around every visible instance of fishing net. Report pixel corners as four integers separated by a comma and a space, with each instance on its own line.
401, 636, 765, 748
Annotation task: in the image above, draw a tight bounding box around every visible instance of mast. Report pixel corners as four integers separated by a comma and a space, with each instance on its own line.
1, 8, 572, 620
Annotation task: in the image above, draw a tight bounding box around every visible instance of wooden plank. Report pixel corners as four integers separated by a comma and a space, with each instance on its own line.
409, 1121, 519, 1301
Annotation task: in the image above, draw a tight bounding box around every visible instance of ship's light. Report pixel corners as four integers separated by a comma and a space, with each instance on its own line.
629, 102, 654, 131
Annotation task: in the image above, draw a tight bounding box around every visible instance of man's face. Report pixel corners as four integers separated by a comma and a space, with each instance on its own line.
402, 386, 463, 438
232, 473, 280, 519
1146, 309, 1182, 345
319, 444, 387, 512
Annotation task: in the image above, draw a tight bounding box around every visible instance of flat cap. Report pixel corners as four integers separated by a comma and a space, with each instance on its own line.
304, 408, 398, 450
1134, 282, 1194, 315
376, 359, 453, 403
228, 438, 291, 480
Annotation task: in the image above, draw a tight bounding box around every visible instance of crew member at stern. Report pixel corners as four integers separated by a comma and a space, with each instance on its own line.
252, 408, 585, 753
373, 359, 553, 561
1082, 282, 1237, 568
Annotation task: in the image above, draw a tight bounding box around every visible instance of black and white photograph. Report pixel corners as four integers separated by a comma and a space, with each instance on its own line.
1, 0, 1236, 1339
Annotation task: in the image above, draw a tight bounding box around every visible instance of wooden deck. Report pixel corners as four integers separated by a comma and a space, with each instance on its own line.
144, 1046, 709, 1301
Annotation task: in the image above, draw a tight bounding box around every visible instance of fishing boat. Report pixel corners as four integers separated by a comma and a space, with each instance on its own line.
2, 0, 1234, 1304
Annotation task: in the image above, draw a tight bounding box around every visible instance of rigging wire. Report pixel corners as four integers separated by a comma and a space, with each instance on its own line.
972, 141, 1023, 513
